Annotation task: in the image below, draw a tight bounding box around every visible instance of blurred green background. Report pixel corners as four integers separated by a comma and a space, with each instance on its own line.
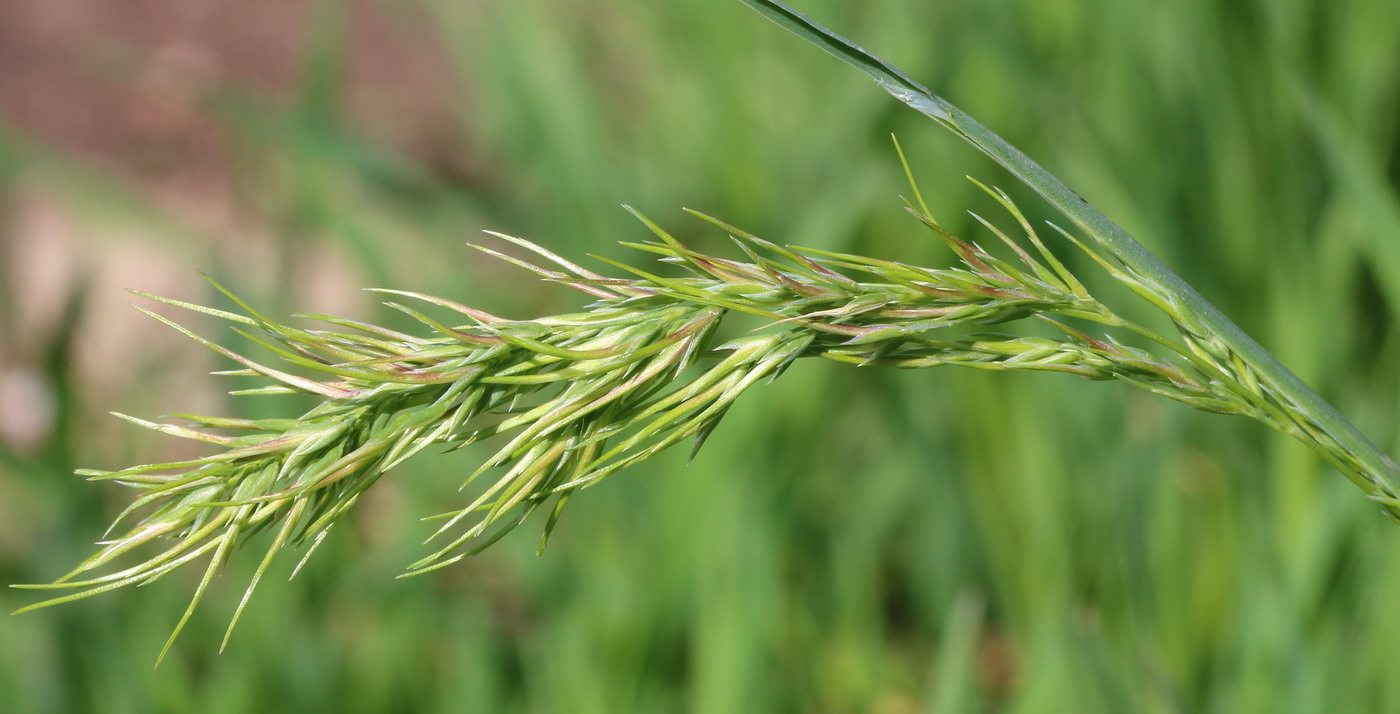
3, 0, 1400, 711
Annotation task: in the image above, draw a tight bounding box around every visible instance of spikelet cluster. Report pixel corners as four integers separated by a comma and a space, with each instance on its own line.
14, 174, 1340, 662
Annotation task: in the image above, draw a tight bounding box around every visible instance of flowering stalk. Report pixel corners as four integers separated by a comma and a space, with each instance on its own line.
16, 171, 1379, 662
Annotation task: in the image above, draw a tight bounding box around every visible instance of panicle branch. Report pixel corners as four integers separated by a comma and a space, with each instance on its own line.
15, 177, 1365, 662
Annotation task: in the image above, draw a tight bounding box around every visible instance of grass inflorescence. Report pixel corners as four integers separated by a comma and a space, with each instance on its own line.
16, 162, 1389, 661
